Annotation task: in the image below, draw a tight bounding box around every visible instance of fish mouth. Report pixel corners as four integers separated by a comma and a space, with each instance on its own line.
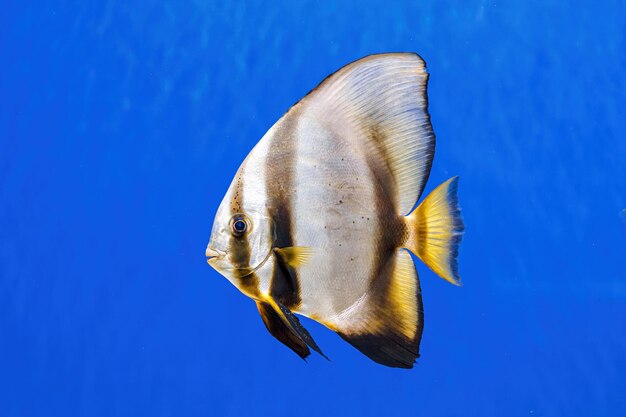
205, 246, 272, 277
205, 246, 225, 263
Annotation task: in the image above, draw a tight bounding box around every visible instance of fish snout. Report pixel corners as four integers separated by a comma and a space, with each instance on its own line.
205, 246, 224, 263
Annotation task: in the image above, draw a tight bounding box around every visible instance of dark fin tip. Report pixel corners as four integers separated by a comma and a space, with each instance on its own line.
339, 331, 420, 369
257, 301, 311, 360
275, 300, 329, 360
446, 176, 465, 285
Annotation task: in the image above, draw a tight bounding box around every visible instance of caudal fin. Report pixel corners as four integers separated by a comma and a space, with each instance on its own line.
406, 176, 464, 285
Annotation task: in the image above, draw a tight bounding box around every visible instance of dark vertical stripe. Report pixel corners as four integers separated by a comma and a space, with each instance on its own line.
365, 128, 406, 310
333, 128, 424, 367
229, 170, 259, 297
367, 127, 407, 274
265, 115, 301, 309
359, 128, 424, 359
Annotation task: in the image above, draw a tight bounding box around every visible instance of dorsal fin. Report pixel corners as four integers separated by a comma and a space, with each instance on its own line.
298, 53, 435, 215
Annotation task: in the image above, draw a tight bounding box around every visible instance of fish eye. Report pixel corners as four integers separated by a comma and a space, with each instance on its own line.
230, 214, 249, 237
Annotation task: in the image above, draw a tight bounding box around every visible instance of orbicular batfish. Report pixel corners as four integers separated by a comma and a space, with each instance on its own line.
206, 53, 464, 368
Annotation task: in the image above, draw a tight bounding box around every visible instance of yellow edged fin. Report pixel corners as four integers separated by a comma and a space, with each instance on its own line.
332, 249, 423, 369
406, 176, 465, 285
387, 249, 421, 341
273, 246, 315, 268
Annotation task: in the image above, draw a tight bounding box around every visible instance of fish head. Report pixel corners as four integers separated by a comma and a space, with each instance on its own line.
206, 174, 273, 288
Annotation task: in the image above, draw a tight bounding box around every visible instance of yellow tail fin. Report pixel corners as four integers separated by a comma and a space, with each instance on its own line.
406, 176, 464, 285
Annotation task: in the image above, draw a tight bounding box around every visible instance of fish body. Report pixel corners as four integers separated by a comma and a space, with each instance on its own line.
206, 53, 464, 368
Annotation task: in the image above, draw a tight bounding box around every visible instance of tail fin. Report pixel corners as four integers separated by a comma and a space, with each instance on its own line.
406, 176, 464, 285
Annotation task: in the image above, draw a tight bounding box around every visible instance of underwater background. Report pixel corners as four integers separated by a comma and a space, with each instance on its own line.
2, 1, 625, 416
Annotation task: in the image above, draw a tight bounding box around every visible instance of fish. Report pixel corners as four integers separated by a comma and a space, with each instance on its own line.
205, 53, 464, 368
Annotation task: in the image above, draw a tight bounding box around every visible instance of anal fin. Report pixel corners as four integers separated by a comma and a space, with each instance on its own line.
256, 301, 310, 360
333, 249, 423, 368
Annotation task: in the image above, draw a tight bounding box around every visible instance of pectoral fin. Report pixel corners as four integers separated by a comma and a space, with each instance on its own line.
273, 246, 315, 268
256, 301, 310, 360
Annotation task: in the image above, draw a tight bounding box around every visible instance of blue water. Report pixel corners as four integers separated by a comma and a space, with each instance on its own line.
2, 1, 625, 416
